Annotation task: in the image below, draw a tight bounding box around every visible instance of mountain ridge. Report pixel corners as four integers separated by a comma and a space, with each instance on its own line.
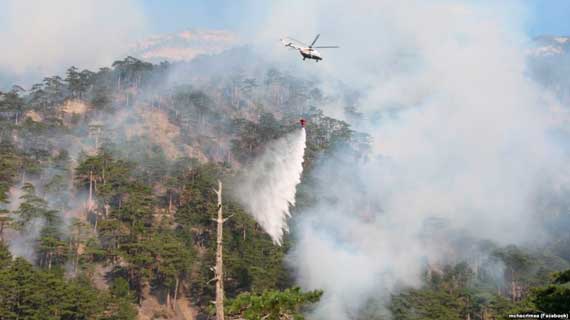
129, 29, 240, 63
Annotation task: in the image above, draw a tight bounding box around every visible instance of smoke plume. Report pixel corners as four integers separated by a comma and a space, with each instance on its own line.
0, 0, 147, 86
248, 0, 570, 318
233, 128, 306, 245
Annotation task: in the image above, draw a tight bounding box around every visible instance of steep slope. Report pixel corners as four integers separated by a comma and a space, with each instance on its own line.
529, 35, 570, 104
532, 35, 570, 57
130, 30, 240, 63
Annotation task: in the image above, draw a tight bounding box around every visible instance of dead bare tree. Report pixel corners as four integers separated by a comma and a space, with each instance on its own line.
87, 170, 95, 213
213, 180, 232, 320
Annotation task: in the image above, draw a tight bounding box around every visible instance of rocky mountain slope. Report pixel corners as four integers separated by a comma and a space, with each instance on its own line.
130, 30, 240, 63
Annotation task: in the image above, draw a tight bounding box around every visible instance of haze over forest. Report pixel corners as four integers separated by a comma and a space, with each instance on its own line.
1, 1, 570, 319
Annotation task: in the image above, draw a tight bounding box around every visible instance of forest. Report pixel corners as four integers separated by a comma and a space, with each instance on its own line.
0, 51, 569, 319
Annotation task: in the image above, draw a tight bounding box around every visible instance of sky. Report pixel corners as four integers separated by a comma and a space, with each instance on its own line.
140, 0, 269, 35
524, 0, 570, 36
0, 1, 569, 317
0, 0, 569, 88
3, 0, 566, 38
139, 0, 570, 37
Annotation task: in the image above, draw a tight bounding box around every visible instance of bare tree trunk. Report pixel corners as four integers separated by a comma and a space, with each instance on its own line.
74, 251, 79, 274
214, 180, 225, 320
88, 171, 93, 212
511, 268, 516, 302
73, 229, 79, 274
169, 192, 173, 214
173, 277, 179, 310
511, 280, 516, 302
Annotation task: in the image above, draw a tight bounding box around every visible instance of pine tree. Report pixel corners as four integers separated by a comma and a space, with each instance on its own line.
226, 287, 323, 320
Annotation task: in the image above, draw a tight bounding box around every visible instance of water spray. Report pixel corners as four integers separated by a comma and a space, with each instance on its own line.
234, 126, 307, 245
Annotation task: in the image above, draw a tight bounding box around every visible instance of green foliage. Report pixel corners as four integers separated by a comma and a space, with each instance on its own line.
112, 56, 154, 89
223, 203, 292, 295
226, 287, 323, 320
530, 268, 570, 313
111, 277, 132, 300
532, 285, 570, 313
0, 257, 136, 320
552, 269, 570, 284
13, 183, 44, 226
0, 209, 12, 242
150, 232, 192, 289
12, 183, 67, 268
0, 242, 12, 268
390, 289, 464, 320
0, 139, 22, 204
107, 276, 138, 320
2, 55, 570, 320
387, 254, 570, 320
231, 112, 286, 163
175, 163, 222, 226
493, 245, 533, 275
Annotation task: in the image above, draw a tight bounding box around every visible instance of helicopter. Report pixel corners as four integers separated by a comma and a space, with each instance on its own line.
280, 34, 339, 62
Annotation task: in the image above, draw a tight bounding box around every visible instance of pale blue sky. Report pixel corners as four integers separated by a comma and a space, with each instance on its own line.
524, 0, 570, 36
140, 0, 570, 37
0, 0, 569, 87
140, 0, 267, 34
1, 1, 567, 37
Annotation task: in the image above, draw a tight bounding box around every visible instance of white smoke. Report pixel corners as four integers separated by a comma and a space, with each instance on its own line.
5, 185, 43, 262
0, 0, 147, 84
234, 129, 306, 245
8, 218, 43, 262
248, 0, 570, 318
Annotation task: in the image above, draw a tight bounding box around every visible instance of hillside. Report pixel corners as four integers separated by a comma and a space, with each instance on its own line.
130, 30, 240, 63
0, 53, 359, 319
0, 47, 569, 320
530, 35, 570, 105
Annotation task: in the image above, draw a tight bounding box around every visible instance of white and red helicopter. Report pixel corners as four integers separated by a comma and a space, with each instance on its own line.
280, 34, 339, 62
